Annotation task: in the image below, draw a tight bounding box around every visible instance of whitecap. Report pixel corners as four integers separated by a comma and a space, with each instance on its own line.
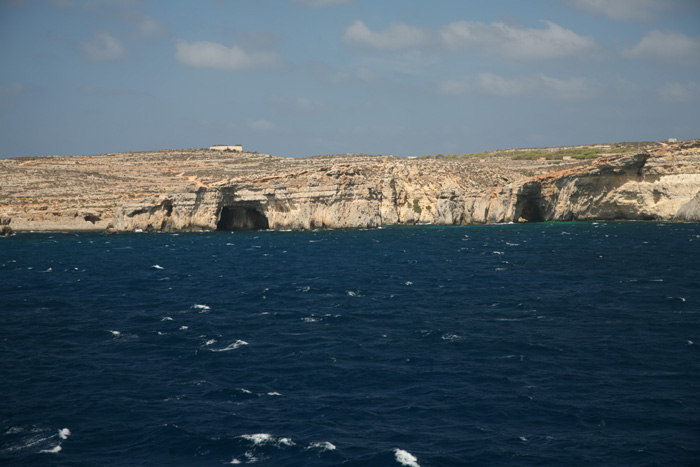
307, 441, 336, 451
241, 433, 273, 445
279, 438, 295, 446
152, 264, 164, 269
687, 340, 694, 345
302, 317, 319, 322
404, 281, 413, 286
39, 445, 62, 454
204, 339, 217, 346
161, 316, 173, 321
394, 448, 420, 467
441, 334, 461, 342
179, 326, 188, 331
192, 304, 210, 312
492, 251, 504, 255
108, 330, 121, 337
267, 392, 282, 396
346, 290, 358, 296
239, 388, 253, 394
229, 459, 242, 464
58, 428, 70, 440
297, 286, 311, 292
211, 340, 248, 352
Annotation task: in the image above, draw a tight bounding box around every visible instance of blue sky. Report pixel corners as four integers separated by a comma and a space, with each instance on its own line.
1, 0, 698, 158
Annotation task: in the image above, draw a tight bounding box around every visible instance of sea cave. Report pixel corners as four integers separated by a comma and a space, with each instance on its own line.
216, 206, 270, 231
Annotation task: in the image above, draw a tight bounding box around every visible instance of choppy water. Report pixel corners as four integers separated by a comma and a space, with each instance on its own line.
1, 222, 699, 466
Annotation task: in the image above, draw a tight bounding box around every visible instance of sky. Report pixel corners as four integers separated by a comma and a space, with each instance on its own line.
0, 0, 699, 158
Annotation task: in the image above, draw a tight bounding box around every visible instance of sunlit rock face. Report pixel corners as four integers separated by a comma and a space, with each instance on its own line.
1, 140, 699, 232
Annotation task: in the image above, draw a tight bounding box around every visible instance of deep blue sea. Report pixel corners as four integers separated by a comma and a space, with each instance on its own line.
2, 222, 699, 466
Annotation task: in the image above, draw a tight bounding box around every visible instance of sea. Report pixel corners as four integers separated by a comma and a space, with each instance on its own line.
1, 222, 699, 466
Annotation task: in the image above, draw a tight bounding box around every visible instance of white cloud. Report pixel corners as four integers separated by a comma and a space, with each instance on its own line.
293, 0, 351, 6
623, 30, 700, 65
439, 73, 597, 100
439, 20, 597, 60
567, 0, 669, 21
342, 19, 596, 60
342, 20, 430, 50
0, 82, 26, 97
659, 81, 700, 101
79, 32, 127, 62
175, 40, 283, 70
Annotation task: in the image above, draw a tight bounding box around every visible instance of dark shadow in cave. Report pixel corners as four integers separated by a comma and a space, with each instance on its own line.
216, 206, 269, 231
518, 198, 545, 223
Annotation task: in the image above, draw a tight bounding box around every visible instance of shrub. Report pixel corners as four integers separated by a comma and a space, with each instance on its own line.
412, 199, 422, 215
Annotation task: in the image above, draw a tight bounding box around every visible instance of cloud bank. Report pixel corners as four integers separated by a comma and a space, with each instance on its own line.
342, 19, 597, 60
623, 30, 700, 65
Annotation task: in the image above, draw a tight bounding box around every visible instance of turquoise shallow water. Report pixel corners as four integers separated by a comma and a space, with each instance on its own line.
1, 222, 699, 466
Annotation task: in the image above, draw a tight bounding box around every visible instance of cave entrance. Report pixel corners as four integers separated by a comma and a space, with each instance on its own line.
518, 198, 545, 223
217, 206, 269, 231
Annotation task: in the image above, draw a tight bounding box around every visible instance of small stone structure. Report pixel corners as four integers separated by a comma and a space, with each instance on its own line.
210, 145, 243, 152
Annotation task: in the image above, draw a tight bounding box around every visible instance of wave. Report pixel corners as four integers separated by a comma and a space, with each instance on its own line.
241, 433, 294, 447
211, 340, 248, 352
394, 448, 421, 467
307, 441, 336, 451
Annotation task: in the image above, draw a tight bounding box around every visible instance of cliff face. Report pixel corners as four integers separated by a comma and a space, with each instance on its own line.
1, 140, 698, 233
497, 141, 700, 224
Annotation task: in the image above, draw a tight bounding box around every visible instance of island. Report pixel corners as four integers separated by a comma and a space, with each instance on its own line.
1, 139, 699, 234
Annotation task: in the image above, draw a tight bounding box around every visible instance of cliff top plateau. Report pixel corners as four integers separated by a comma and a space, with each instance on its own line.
1, 139, 698, 234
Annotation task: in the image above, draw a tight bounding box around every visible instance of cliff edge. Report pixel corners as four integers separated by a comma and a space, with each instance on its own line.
1, 140, 698, 232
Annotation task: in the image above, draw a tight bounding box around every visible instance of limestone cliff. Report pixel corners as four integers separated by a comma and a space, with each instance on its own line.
1, 140, 698, 233
493, 140, 700, 224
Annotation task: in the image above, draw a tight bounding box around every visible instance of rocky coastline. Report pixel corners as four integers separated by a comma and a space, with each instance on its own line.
1, 140, 699, 234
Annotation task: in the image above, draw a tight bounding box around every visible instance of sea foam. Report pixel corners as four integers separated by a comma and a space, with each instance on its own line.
211, 340, 248, 352
39, 445, 62, 454
307, 441, 336, 451
241, 433, 294, 447
394, 448, 420, 467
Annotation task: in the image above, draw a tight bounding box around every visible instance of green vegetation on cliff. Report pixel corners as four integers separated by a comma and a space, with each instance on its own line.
421, 144, 639, 161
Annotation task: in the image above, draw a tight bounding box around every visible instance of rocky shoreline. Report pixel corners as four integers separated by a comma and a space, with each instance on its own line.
1, 140, 699, 234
